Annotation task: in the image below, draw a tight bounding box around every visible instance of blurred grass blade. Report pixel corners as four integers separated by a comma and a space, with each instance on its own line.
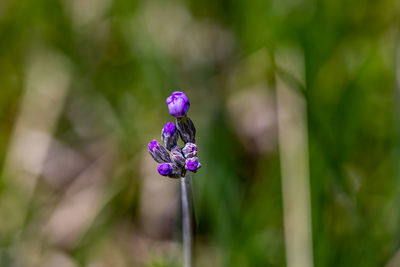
276, 49, 314, 267
1, 49, 71, 233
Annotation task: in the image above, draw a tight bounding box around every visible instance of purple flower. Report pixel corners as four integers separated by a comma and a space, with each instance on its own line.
166, 91, 190, 118
148, 91, 202, 177
158, 163, 173, 176
148, 140, 171, 163
182, 142, 197, 158
161, 122, 178, 150
185, 157, 202, 172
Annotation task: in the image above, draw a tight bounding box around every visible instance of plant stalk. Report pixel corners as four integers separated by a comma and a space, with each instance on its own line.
181, 173, 193, 267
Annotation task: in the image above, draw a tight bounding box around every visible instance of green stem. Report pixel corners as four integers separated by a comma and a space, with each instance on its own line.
181, 173, 193, 267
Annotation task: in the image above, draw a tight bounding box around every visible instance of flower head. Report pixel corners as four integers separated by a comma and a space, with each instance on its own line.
161, 122, 178, 150
148, 90, 202, 178
166, 91, 190, 118
158, 163, 173, 176
185, 157, 202, 172
148, 140, 171, 163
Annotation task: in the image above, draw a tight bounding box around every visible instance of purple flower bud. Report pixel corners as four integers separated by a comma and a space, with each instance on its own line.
185, 157, 202, 172
170, 149, 186, 168
148, 140, 171, 163
176, 116, 196, 144
161, 122, 178, 150
163, 121, 176, 135
157, 163, 173, 176
166, 91, 190, 118
182, 142, 197, 158
157, 162, 183, 178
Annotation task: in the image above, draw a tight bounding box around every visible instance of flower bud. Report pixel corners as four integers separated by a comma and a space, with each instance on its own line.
185, 157, 202, 173
157, 163, 173, 176
182, 142, 197, 158
170, 149, 186, 168
161, 122, 178, 150
176, 116, 196, 144
157, 163, 184, 178
166, 91, 190, 118
148, 140, 171, 163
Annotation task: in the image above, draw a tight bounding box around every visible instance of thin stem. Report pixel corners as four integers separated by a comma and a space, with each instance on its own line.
181, 173, 193, 267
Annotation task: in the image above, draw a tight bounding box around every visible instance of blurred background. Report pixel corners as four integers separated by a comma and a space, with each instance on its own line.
0, 0, 399, 266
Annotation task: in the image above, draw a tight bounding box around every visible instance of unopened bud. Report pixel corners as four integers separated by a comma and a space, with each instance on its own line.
157, 163, 173, 176
161, 122, 178, 150
185, 157, 202, 173
182, 142, 197, 158
166, 91, 190, 118
148, 140, 171, 163
170, 149, 186, 168
157, 162, 184, 178
176, 116, 196, 144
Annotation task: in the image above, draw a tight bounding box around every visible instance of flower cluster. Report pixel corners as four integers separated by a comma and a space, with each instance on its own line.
148, 91, 202, 178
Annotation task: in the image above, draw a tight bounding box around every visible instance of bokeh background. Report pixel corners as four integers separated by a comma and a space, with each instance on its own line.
0, 0, 399, 266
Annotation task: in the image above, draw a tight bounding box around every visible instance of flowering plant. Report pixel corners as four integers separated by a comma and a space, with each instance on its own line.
147, 91, 200, 267
148, 91, 201, 178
